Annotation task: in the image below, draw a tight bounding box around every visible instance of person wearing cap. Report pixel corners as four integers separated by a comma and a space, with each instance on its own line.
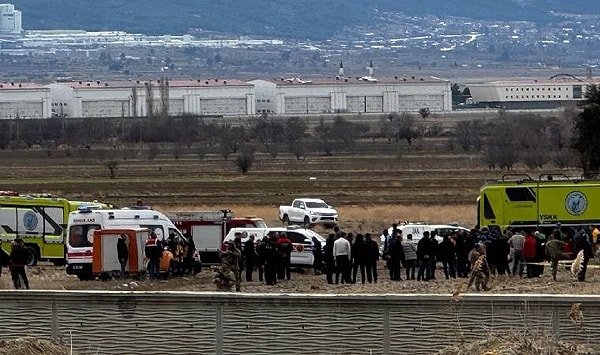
9, 238, 30, 289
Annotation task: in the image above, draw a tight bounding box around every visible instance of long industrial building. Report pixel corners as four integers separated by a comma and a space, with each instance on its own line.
0, 72, 452, 119
468, 74, 600, 109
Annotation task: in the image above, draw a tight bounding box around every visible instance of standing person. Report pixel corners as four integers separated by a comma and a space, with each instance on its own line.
145, 232, 161, 280
364, 233, 379, 283
429, 231, 439, 280
438, 233, 457, 279
219, 241, 242, 291
532, 231, 546, 277
494, 230, 511, 276
312, 236, 323, 275
333, 233, 351, 284
545, 236, 566, 281
508, 229, 526, 277
184, 234, 198, 275
233, 232, 244, 280
244, 235, 256, 282
352, 234, 367, 284
117, 233, 129, 279
455, 230, 470, 278
467, 243, 490, 291
402, 234, 418, 280
324, 233, 336, 284
417, 231, 433, 281
276, 232, 293, 280
255, 237, 266, 282
263, 234, 279, 286
522, 231, 537, 278
573, 227, 594, 282
9, 238, 29, 289
387, 233, 404, 281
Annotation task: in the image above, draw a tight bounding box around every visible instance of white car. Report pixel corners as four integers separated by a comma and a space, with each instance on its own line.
223, 226, 326, 267
379, 223, 470, 255
279, 198, 338, 227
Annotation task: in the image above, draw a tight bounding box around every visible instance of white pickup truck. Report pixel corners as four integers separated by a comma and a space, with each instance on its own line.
279, 198, 338, 227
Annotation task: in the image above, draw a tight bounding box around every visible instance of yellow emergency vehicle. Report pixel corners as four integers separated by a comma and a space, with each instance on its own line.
0, 191, 110, 265
478, 174, 600, 233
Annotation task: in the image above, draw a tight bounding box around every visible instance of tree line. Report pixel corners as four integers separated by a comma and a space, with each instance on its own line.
1, 85, 599, 177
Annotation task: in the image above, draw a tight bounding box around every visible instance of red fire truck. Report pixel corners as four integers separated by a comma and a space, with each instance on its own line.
167, 210, 267, 265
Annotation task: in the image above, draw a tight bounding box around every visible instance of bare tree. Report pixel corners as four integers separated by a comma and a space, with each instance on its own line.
145, 82, 154, 119
284, 117, 307, 160
233, 146, 256, 175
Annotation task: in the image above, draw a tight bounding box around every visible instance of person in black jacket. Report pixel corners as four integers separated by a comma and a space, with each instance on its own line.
417, 231, 434, 281
9, 238, 29, 289
244, 234, 256, 282
324, 233, 336, 284
388, 233, 404, 281
573, 227, 594, 282
117, 233, 129, 279
438, 233, 456, 279
352, 234, 367, 284
364, 233, 379, 283
312, 236, 323, 275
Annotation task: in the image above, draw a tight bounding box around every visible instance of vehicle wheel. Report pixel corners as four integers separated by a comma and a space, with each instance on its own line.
303, 216, 311, 229
52, 259, 67, 266
283, 215, 290, 225
77, 274, 93, 281
24, 246, 38, 266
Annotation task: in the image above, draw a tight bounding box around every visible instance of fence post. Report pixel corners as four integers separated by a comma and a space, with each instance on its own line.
216, 303, 223, 355
383, 304, 390, 355
51, 301, 59, 342
552, 305, 559, 339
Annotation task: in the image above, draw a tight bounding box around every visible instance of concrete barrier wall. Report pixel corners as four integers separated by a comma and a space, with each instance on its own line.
0, 291, 599, 355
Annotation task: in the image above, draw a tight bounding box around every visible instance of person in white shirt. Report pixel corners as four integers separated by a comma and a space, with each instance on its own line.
333, 233, 352, 284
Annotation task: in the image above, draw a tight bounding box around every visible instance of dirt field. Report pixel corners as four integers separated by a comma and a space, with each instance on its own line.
0, 143, 591, 295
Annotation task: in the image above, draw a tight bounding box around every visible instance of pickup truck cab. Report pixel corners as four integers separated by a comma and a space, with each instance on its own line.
279, 198, 338, 228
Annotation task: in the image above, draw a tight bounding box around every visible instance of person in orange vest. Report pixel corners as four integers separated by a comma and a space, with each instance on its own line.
145, 232, 161, 280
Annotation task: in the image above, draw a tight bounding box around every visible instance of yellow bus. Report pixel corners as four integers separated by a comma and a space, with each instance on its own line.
478, 174, 600, 234
0, 191, 110, 265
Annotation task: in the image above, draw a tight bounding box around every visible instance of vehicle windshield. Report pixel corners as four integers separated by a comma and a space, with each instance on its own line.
254, 221, 268, 228
306, 201, 328, 209
68, 224, 100, 248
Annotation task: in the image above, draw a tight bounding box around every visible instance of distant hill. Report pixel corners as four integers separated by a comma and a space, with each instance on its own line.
10, 0, 600, 40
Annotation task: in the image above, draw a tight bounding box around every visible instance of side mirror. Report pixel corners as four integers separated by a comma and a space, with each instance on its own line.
300, 205, 305, 209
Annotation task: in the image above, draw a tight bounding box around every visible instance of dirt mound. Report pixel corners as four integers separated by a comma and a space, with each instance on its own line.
0, 338, 70, 355
438, 332, 596, 355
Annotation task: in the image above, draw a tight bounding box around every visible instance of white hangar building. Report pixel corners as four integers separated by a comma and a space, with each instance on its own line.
468, 75, 600, 109
0, 82, 50, 119
251, 75, 452, 115
49, 79, 256, 118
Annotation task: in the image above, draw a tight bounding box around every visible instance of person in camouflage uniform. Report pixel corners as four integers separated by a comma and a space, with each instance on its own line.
545, 237, 567, 281
214, 263, 236, 291
467, 243, 490, 291
219, 241, 242, 291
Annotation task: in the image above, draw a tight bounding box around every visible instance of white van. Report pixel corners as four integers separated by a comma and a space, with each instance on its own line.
66, 207, 186, 280
379, 223, 470, 254
223, 226, 326, 267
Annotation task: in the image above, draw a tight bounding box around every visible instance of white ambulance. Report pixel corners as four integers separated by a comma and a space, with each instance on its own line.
66, 207, 185, 280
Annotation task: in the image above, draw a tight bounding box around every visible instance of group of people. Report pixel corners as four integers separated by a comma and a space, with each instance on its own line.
142, 231, 197, 280
378, 222, 598, 290
214, 231, 296, 291
0, 238, 31, 289
322, 227, 381, 284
